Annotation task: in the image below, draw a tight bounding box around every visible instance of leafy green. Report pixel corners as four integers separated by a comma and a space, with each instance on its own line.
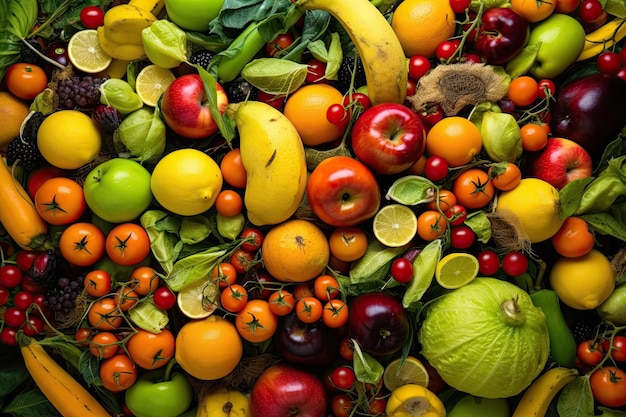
241, 58, 308, 94
403, 239, 442, 310
557, 376, 594, 417
114, 107, 166, 164
2, 388, 61, 417
352, 340, 384, 385
347, 239, 406, 293
0, 349, 29, 400
0, 0, 38, 81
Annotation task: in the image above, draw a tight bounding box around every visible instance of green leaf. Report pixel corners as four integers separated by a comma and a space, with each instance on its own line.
78, 350, 102, 387
558, 177, 595, 219
180, 215, 213, 245
166, 246, 231, 291
197, 66, 236, 143
0, 348, 29, 399
385, 175, 436, 206
505, 42, 541, 78
352, 340, 384, 385
349, 239, 406, 284
403, 239, 442, 310
605, 0, 626, 17
599, 406, 626, 416
241, 57, 308, 94
557, 376, 594, 417
3, 388, 61, 417
582, 208, 626, 242
465, 210, 491, 243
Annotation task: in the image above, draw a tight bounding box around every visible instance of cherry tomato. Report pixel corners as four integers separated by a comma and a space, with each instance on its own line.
266, 33, 294, 57
452, 168, 495, 209
230, 248, 256, 274
20, 275, 42, 294
153, 286, 176, 310
16, 250, 39, 272
577, 340, 605, 365
449, 0, 471, 13
488, 162, 522, 191
424, 155, 449, 181
331, 393, 354, 417
390, 257, 414, 284
34, 177, 86, 225
13, 291, 33, 311
589, 366, 626, 408
435, 40, 459, 61
331, 366, 356, 390
87, 297, 123, 330
99, 354, 137, 392
32, 293, 46, 314
5, 63, 48, 100
408, 55, 431, 80
295, 296, 323, 324
1, 327, 18, 346
84, 269, 112, 298
212, 262, 238, 289
235, 299, 278, 343
306, 59, 326, 84
313, 274, 341, 300
417, 104, 444, 126
129, 266, 160, 296
537, 79, 556, 99
240, 227, 264, 253
328, 226, 368, 262
426, 189, 457, 212
597, 51, 622, 75
326, 103, 349, 128
220, 284, 249, 313
80, 6, 105, 28
449, 225, 476, 249
215, 190, 243, 217
477, 250, 500, 276
220, 148, 247, 189
322, 298, 349, 328
579, 0, 604, 22
0, 287, 10, 306
23, 316, 45, 336
417, 210, 448, 241
115, 287, 139, 312
602, 336, 626, 362
0, 265, 23, 288
445, 204, 467, 227
75, 327, 92, 345
4, 307, 26, 328
501, 251, 529, 276
89, 331, 119, 359
268, 289, 296, 316
126, 328, 175, 370
257, 90, 286, 109
342, 92, 371, 112
293, 283, 314, 299
338, 338, 354, 362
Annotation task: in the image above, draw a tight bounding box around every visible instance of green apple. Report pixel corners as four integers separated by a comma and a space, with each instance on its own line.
448, 394, 510, 417
528, 14, 586, 79
164, 0, 225, 32
83, 158, 153, 224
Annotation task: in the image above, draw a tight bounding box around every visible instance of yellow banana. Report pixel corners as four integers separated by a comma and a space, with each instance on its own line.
21, 341, 111, 417
225, 101, 307, 227
128, 0, 166, 16
512, 367, 579, 417
97, 26, 147, 61
294, 0, 407, 105
577, 17, 626, 61
103, 4, 157, 46
202, 386, 250, 417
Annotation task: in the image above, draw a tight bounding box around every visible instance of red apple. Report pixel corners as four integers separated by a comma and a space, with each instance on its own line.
26, 165, 68, 200
306, 156, 381, 227
474, 7, 529, 65
250, 364, 327, 417
160, 73, 228, 139
351, 103, 426, 175
525, 137, 593, 190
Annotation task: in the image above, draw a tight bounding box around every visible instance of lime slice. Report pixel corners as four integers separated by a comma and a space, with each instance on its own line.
135, 64, 176, 107
435, 252, 479, 289
177, 278, 219, 319
68, 29, 113, 73
383, 356, 430, 392
372, 204, 417, 247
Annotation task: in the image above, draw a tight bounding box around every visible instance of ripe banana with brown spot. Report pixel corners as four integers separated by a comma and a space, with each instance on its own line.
225, 101, 307, 227
97, 26, 147, 61
294, 0, 407, 105
201, 386, 250, 417
128, 0, 166, 16
103, 4, 157, 46
577, 17, 626, 61
511, 367, 579, 417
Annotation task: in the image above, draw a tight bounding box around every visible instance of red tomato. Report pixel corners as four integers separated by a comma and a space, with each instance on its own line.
313, 274, 341, 301
80, 6, 104, 28
99, 354, 137, 392
577, 340, 604, 365
602, 336, 626, 362
34, 177, 86, 225
322, 299, 349, 328
240, 227, 264, 252
268, 289, 296, 316
331, 366, 356, 390
5, 63, 48, 100
84, 269, 112, 298
153, 286, 176, 310
590, 366, 626, 407
105, 223, 151, 267
59, 222, 105, 267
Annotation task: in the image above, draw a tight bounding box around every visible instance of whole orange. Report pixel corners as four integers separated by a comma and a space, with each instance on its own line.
426, 116, 482, 167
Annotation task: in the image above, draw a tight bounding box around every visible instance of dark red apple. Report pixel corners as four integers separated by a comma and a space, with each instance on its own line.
550, 73, 626, 161
160, 73, 228, 139
306, 155, 381, 227
474, 7, 529, 65
525, 137, 593, 190
250, 364, 327, 417
351, 103, 426, 175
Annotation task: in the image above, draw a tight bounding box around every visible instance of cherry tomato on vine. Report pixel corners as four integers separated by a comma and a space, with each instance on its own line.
13, 291, 33, 310
230, 248, 256, 274
502, 251, 529, 276
426, 189, 457, 212
313, 274, 341, 300
240, 227, 264, 252
452, 168, 495, 209
390, 258, 414, 284
537, 79, 556, 99
295, 296, 323, 323
477, 250, 500, 276
326, 103, 349, 128
4, 307, 26, 328
153, 286, 176, 310
268, 289, 296, 316
80, 6, 105, 28
235, 299, 278, 343
212, 262, 238, 289
0, 287, 10, 306
1, 327, 18, 346
23, 316, 45, 336
417, 104, 444, 126
0, 265, 23, 288
331, 366, 356, 390
84, 269, 112, 298
89, 331, 119, 359
16, 250, 38, 272
408, 55, 431, 80
129, 266, 160, 296
449, 225, 476, 249
435, 40, 459, 61
577, 340, 605, 365
99, 354, 137, 392
597, 51, 622, 75
220, 284, 249, 313
424, 155, 449, 181
602, 336, 626, 362
339, 337, 355, 361
488, 162, 522, 191
578, 0, 604, 23
322, 299, 349, 328
445, 204, 467, 227
589, 366, 626, 408
266, 33, 294, 57
449, 0, 471, 14
343, 92, 371, 111
306, 59, 326, 84
331, 393, 354, 417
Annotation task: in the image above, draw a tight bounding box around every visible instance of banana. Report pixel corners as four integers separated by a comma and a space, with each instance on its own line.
97, 26, 147, 61
21, 341, 111, 417
293, 0, 407, 105
577, 17, 626, 61
512, 367, 578, 417
128, 0, 166, 16
103, 4, 157, 46
202, 386, 250, 417
225, 101, 307, 227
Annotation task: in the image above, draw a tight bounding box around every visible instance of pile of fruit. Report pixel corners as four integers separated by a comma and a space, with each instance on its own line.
0, 0, 625, 416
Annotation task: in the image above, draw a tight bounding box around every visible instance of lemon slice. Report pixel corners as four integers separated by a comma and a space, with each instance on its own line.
176, 278, 219, 319
135, 64, 176, 107
435, 252, 479, 289
68, 29, 113, 73
372, 204, 417, 247
383, 356, 430, 392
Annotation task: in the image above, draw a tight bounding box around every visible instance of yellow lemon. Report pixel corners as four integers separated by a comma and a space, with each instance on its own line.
549, 249, 615, 310
37, 110, 102, 169
496, 178, 564, 243
151, 148, 223, 216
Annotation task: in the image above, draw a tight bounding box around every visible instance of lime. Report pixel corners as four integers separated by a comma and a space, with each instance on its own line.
176, 278, 219, 319
68, 29, 113, 73
372, 204, 417, 247
135, 64, 175, 107
435, 252, 479, 289
383, 356, 430, 392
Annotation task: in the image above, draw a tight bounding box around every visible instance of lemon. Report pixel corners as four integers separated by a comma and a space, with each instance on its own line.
495, 178, 565, 243
372, 204, 417, 247
383, 356, 430, 392
135, 65, 175, 107
435, 253, 479, 289
151, 148, 223, 216
68, 29, 113, 73
549, 249, 615, 310
37, 110, 102, 169
176, 278, 219, 319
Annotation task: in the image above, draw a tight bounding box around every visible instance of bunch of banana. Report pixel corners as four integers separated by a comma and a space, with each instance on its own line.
97, 1, 159, 61
293, 0, 407, 105
197, 386, 250, 417
512, 367, 579, 417
577, 17, 626, 62
225, 101, 307, 227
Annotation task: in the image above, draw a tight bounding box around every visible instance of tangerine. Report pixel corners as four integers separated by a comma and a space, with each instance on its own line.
426, 116, 482, 167
510, 0, 556, 22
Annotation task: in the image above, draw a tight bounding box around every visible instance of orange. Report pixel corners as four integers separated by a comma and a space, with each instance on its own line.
391, 0, 457, 57
261, 219, 330, 282
510, 0, 556, 22
0, 92, 30, 152
426, 116, 482, 167
175, 315, 242, 380
283, 84, 346, 146
551, 216, 595, 258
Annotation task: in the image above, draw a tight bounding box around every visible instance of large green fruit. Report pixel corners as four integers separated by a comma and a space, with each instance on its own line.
448, 394, 510, 417
164, 0, 224, 31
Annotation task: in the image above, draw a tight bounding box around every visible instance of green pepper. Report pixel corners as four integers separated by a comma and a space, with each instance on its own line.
125, 360, 194, 417
576, 155, 626, 214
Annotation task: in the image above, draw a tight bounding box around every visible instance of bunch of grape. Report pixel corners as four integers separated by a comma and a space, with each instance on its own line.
57, 76, 108, 110
45, 275, 84, 315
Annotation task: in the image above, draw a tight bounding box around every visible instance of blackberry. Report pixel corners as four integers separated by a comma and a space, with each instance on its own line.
336, 55, 367, 93
6, 112, 47, 171
20, 38, 46, 66
189, 49, 215, 70
572, 317, 604, 344
57, 76, 108, 110
225, 79, 258, 103
45, 275, 84, 315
